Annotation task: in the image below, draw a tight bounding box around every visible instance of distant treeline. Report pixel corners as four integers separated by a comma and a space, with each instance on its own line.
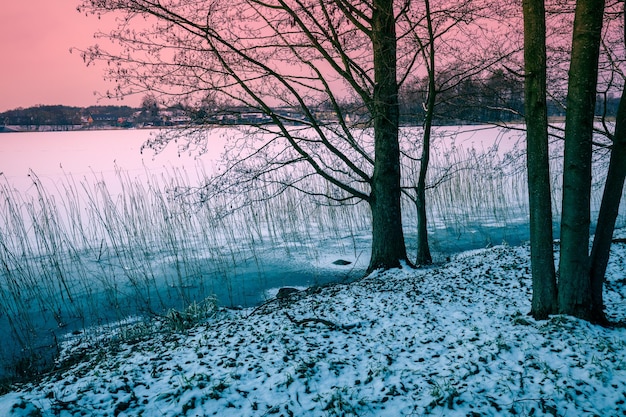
399, 69, 620, 125
1, 82, 620, 131
0, 105, 138, 130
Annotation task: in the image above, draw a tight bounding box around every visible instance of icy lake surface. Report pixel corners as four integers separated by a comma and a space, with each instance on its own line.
0, 125, 622, 378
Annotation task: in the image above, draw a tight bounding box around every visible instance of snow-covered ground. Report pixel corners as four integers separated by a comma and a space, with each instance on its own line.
2, 235, 626, 416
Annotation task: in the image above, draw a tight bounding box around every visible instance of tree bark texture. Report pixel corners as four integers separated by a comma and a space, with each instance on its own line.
415, 0, 435, 266
368, 0, 410, 273
589, 86, 626, 322
558, 0, 605, 319
522, 0, 558, 319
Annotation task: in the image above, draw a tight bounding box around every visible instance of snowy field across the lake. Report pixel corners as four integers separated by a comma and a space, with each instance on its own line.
2, 232, 626, 416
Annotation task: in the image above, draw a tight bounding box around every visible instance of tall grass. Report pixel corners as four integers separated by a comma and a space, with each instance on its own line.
0, 158, 372, 379
0, 125, 623, 382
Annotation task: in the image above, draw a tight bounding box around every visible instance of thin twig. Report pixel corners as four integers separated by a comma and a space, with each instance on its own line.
284, 312, 357, 331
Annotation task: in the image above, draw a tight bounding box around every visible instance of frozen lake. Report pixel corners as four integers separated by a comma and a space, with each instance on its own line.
0, 125, 621, 379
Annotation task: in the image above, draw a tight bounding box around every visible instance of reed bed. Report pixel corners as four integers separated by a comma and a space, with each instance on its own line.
0, 125, 623, 381
0, 161, 370, 379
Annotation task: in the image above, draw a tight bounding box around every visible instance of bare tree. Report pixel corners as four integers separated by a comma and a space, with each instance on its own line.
413, 0, 436, 266
399, 0, 519, 265
78, 0, 429, 273
520, 0, 626, 323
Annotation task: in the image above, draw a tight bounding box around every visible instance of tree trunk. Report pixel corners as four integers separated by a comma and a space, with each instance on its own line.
415, 183, 432, 265
589, 84, 626, 323
368, 0, 410, 273
415, 97, 433, 266
558, 0, 605, 319
522, 0, 557, 319
415, 0, 435, 266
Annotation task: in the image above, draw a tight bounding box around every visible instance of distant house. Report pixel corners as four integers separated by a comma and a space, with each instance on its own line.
169, 115, 192, 125
90, 114, 119, 125
240, 112, 271, 124
159, 109, 192, 126
85, 113, 133, 128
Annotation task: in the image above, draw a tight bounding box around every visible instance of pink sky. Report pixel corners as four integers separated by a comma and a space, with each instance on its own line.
0, 1, 141, 112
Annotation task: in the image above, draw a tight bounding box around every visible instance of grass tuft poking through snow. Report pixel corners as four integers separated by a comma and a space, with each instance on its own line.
2, 240, 626, 416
